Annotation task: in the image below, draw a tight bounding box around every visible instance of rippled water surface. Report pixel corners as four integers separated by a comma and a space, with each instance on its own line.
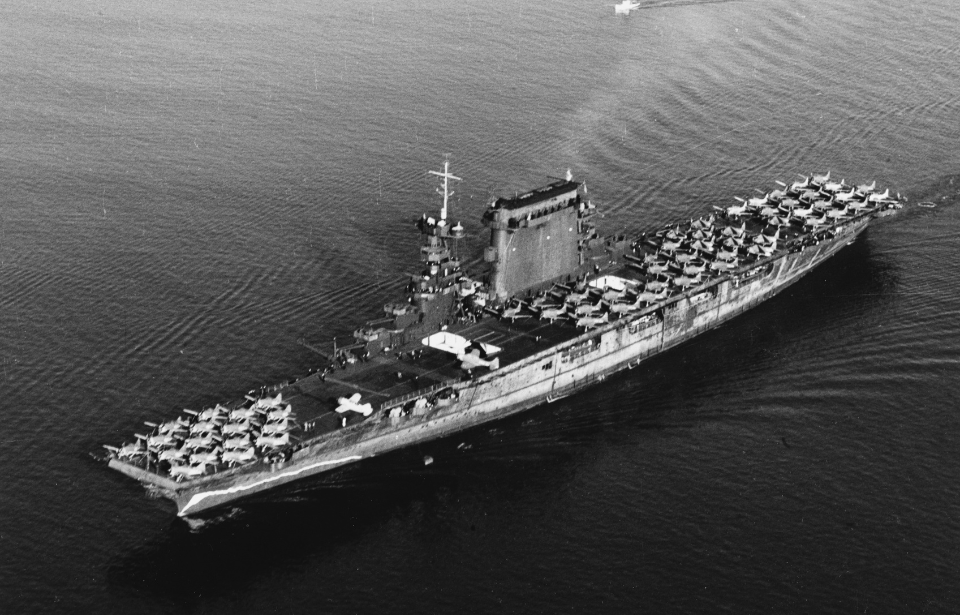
2, 0, 959, 612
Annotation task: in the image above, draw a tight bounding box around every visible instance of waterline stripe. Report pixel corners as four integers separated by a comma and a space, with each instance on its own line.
179, 455, 364, 516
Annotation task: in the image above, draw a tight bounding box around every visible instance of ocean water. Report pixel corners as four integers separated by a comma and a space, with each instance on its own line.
1, 0, 959, 612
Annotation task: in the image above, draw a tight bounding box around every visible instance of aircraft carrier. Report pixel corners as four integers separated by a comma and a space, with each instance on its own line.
103, 163, 905, 517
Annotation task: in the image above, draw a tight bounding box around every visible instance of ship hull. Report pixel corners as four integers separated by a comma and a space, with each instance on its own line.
123, 214, 872, 517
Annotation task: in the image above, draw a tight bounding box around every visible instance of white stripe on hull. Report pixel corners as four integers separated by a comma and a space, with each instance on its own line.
178, 455, 363, 515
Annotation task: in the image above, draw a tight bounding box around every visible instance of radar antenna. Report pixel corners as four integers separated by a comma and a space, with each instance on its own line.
428, 158, 461, 222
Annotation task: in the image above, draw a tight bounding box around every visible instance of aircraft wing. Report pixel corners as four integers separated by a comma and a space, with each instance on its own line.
423, 332, 501, 356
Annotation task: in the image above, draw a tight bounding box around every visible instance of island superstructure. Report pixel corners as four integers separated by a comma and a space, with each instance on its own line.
104, 163, 904, 516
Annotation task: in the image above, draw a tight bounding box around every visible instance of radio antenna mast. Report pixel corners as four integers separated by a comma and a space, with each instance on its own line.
428, 157, 461, 222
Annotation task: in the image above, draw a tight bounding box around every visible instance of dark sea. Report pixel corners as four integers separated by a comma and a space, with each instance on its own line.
2, 0, 959, 612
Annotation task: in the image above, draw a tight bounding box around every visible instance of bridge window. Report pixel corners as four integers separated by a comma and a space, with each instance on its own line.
541, 361, 553, 371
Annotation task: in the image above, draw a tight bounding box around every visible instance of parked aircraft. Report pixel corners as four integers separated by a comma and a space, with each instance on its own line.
169, 462, 211, 481
458, 348, 500, 371
222, 447, 257, 465
335, 393, 373, 416
256, 432, 290, 448
537, 304, 568, 323
576, 313, 608, 329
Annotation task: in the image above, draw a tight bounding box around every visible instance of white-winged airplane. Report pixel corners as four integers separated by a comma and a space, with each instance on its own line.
222, 447, 257, 465
145, 418, 188, 435
146, 432, 179, 449
230, 406, 260, 421
222, 419, 256, 435
615, 1, 642, 14
538, 304, 568, 323
493, 299, 531, 322
557, 284, 589, 304
182, 432, 221, 449
458, 348, 500, 371
598, 286, 625, 302
223, 433, 253, 449
189, 420, 221, 435
608, 297, 643, 315
266, 404, 294, 421
252, 393, 283, 410
197, 406, 228, 422
719, 199, 749, 216
576, 313, 608, 330
189, 447, 222, 466
158, 446, 189, 463
103, 438, 146, 460
261, 418, 293, 434
573, 299, 604, 317
823, 178, 846, 192
256, 431, 290, 448
169, 462, 211, 481
644, 279, 668, 292
336, 392, 373, 416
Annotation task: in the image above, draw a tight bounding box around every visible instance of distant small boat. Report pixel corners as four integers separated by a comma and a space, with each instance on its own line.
614, 1, 641, 14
